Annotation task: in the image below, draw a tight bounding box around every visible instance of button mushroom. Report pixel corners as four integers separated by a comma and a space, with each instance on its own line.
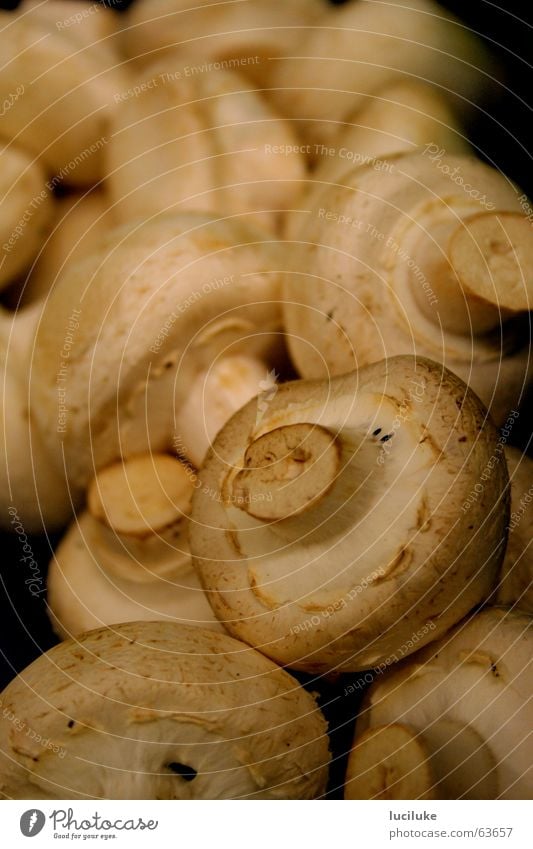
0, 3, 126, 185
0, 144, 54, 292
107, 63, 306, 233
283, 152, 533, 425
48, 453, 223, 638
0, 621, 330, 799
189, 355, 509, 673
495, 447, 533, 614
346, 607, 532, 799
267, 0, 497, 148
28, 213, 283, 503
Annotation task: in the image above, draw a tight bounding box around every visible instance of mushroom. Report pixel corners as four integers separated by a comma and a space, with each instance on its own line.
121, 0, 327, 84
0, 621, 330, 799
189, 355, 509, 673
27, 213, 283, 504
0, 302, 71, 532
346, 607, 532, 799
20, 189, 112, 305
0, 3, 127, 185
494, 447, 533, 614
107, 63, 306, 233
267, 0, 497, 148
283, 151, 533, 425
0, 144, 54, 291
48, 453, 224, 638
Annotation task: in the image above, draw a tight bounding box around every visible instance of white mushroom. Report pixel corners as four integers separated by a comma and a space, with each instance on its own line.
283, 152, 533, 425
347, 607, 532, 799
189, 356, 509, 673
107, 63, 306, 233
267, 0, 497, 147
0, 4, 127, 185
495, 447, 533, 614
48, 453, 224, 637
121, 0, 326, 83
28, 213, 283, 502
0, 303, 71, 532
0, 621, 330, 799
0, 144, 54, 291
19, 188, 112, 305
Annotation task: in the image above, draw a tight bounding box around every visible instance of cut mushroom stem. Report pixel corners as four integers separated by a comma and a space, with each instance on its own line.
229, 423, 340, 521
86, 453, 194, 583
175, 355, 276, 469
412, 212, 533, 335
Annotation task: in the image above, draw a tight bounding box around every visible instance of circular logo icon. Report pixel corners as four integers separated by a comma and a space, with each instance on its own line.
20, 810, 46, 837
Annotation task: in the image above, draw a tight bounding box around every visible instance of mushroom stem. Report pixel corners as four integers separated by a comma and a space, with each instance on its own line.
87, 454, 194, 583
408, 212, 533, 335
228, 423, 341, 521
175, 355, 277, 469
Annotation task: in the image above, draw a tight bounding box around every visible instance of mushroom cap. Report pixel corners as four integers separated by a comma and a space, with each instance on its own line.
267, 0, 496, 146
106, 64, 306, 232
0, 145, 54, 290
189, 355, 508, 673
0, 7, 126, 184
121, 0, 326, 81
496, 447, 533, 613
355, 607, 533, 799
30, 213, 283, 495
47, 512, 225, 639
283, 152, 532, 425
0, 621, 330, 799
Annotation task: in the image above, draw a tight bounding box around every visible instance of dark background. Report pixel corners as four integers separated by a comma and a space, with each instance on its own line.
0, 0, 532, 797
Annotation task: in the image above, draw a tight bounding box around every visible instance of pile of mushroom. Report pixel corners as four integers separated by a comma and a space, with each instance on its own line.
345, 608, 532, 800
0, 621, 330, 798
189, 356, 509, 673
0, 0, 531, 804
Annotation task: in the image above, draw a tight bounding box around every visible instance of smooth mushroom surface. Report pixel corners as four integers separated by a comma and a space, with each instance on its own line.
0, 144, 55, 291
28, 212, 283, 502
283, 152, 533, 425
0, 621, 330, 799
48, 453, 224, 638
0, 3, 126, 184
107, 63, 306, 233
348, 607, 532, 799
267, 0, 497, 147
495, 447, 533, 614
189, 355, 509, 673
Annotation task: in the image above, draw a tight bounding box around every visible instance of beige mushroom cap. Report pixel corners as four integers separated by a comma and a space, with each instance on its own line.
106, 63, 306, 232
283, 152, 533, 425
352, 607, 532, 799
495, 447, 533, 614
0, 6, 126, 184
0, 621, 330, 799
30, 212, 283, 498
0, 145, 54, 291
189, 356, 508, 673
267, 0, 496, 147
